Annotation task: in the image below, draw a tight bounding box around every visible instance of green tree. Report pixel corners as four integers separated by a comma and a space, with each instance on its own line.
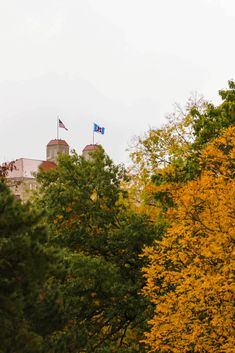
0, 182, 50, 353
192, 79, 235, 148
35, 148, 160, 353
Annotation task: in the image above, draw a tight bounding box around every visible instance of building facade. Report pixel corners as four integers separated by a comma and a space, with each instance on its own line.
6, 140, 101, 201
6, 139, 68, 201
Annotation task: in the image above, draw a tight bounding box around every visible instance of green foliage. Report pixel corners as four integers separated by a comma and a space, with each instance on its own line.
37, 148, 127, 251
35, 148, 159, 352
192, 80, 235, 148
0, 182, 50, 353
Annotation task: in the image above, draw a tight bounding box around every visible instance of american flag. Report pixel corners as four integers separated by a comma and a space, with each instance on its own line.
59, 119, 68, 131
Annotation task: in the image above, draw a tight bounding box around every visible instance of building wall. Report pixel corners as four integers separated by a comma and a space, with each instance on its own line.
6, 158, 42, 201
47, 143, 69, 163
7, 177, 38, 201
6, 158, 43, 178
5, 140, 71, 201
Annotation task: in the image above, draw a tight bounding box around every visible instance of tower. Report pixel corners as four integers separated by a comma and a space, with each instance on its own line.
82, 144, 100, 160
46, 139, 69, 163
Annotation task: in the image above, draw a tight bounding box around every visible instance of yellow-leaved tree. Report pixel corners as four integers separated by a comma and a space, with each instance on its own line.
142, 126, 235, 353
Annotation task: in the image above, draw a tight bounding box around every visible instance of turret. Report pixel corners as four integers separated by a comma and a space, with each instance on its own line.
46, 139, 69, 163
82, 144, 99, 160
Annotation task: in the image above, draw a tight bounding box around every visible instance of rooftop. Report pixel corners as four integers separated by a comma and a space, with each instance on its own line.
47, 139, 69, 146
82, 144, 99, 152
39, 160, 57, 171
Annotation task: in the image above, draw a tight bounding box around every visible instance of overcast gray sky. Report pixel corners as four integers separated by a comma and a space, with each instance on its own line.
0, 0, 234, 165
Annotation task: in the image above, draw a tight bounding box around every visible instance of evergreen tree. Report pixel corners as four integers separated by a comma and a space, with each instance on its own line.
0, 182, 50, 353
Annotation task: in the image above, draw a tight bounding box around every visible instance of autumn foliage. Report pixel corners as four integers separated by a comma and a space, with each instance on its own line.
142, 127, 235, 352
1, 81, 234, 353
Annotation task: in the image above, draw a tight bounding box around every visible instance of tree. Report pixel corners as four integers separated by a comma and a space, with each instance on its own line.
192, 80, 235, 149
0, 182, 51, 353
142, 127, 235, 353
0, 161, 16, 182
34, 148, 160, 353
130, 81, 235, 184
129, 95, 204, 185
128, 81, 235, 220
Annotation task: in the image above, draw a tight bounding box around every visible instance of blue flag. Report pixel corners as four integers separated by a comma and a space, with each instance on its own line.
93, 123, 105, 135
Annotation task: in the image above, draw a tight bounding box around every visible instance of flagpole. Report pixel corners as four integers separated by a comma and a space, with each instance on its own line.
57, 116, 59, 140
93, 123, 94, 145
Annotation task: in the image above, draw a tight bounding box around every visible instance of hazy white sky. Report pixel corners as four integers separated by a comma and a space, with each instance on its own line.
0, 0, 234, 165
